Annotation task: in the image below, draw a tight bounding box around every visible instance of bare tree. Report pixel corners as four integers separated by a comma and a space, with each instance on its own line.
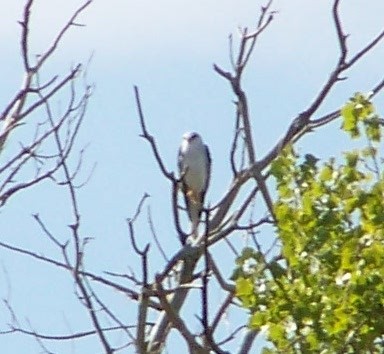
0, 0, 93, 206
1, 0, 384, 353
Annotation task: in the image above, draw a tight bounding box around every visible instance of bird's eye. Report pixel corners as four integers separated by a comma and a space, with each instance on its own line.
190, 133, 198, 140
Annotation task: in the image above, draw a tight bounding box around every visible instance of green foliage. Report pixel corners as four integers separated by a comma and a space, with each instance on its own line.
233, 94, 384, 353
341, 92, 381, 141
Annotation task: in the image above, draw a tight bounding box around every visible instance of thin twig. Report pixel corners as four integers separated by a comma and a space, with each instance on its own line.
134, 86, 175, 182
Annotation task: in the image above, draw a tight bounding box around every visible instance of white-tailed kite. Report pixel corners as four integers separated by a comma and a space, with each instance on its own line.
178, 132, 211, 237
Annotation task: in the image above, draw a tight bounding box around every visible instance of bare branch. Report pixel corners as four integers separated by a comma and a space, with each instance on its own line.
147, 246, 200, 353
201, 211, 210, 347
2, 324, 136, 341
238, 330, 258, 354
347, 30, 384, 68
172, 179, 189, 244
18, 0, 33, 71
35, 1, 93, 71
213, 2, 277, 221
0, 239, 161, 310
210, 293, 234, 335
332, 0, 348, 66
134, 86, 175, 182
208, 254, 235, 293
19, 65, 82, 120
148, 205, 169, 262
155, 275, 207, 354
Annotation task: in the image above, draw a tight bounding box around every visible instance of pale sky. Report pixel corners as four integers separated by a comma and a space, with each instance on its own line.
0, 1, 383, 353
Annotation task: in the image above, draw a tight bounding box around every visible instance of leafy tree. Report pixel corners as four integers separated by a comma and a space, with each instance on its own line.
234, 94, 384, 353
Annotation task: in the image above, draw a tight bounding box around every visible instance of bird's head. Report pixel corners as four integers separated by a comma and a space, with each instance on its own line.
182, 132, 202, 145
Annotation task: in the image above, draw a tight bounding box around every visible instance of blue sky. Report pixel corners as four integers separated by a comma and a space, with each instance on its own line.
0, 1, 383, 353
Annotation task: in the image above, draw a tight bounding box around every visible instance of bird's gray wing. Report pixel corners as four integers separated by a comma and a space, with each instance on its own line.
177, 146, 184, 176
202, 144, 212, 201
177, 147, 193, 220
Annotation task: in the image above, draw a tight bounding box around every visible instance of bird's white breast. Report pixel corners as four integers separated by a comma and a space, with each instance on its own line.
181, 141, 208, 193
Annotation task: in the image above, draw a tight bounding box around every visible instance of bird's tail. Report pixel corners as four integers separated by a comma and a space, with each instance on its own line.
189, 201, 202, 239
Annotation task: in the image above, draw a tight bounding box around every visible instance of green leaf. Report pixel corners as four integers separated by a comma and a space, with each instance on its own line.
268, 323, 286, 344
344, 151, 359, 168
250, 311, 267, 328
341, 102, 359, 138
319, 164, 333, 182
236, 277, 254, 297
364, 118, 381, 142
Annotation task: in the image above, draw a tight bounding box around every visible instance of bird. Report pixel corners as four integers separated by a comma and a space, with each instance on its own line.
178, 132, 211, 239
